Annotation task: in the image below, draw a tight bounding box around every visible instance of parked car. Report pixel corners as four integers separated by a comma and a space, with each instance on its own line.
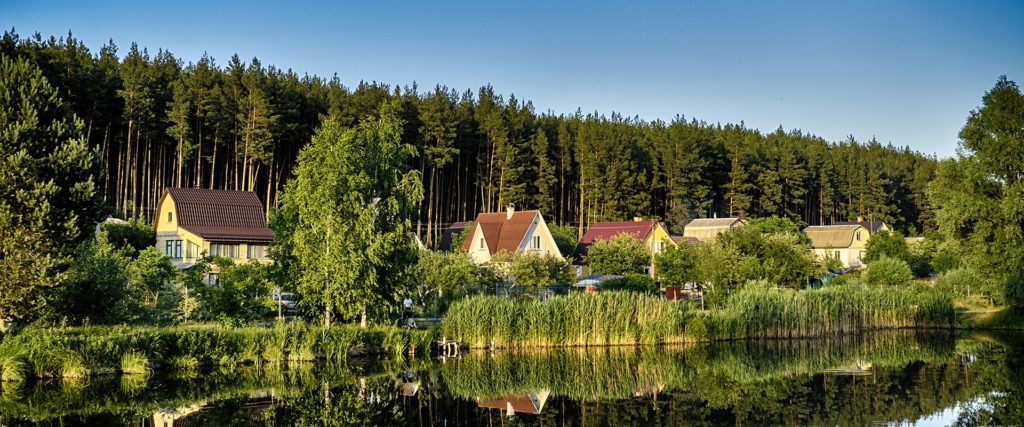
272, 292, 297, 310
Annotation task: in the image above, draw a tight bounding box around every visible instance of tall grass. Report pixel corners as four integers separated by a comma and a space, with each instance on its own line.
442, 292, 688, 348
692, 284, 957, 341
0, 323, 436, 381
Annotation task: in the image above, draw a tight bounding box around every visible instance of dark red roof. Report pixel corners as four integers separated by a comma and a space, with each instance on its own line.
460, 211, 538, 254
164, 188, 274, 243
573, 220, 655, 258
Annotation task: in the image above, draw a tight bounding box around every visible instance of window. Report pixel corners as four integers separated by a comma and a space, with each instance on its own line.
186, 241, 199, 259
834, 250, 841, 259
532, 235, 541, 249
855, 231, 862, 241
207, 273, 219, 286
479, 238, 484, 249
247, 244, 267, 259
165, 240, 182, 259
210, 243, 239, 258
167, 212, 173, 223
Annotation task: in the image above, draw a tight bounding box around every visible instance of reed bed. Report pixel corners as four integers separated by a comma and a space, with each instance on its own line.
0, 323, 435, 381
691, 284, 957, 341
441, 292, 688, 348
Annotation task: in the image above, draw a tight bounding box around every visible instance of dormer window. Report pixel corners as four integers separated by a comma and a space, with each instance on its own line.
168, 212, 173, 223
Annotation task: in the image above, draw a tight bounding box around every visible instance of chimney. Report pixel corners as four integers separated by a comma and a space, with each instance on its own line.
856, 215, 864, 223
633, 213, 643, 222
506, 203, 515, 220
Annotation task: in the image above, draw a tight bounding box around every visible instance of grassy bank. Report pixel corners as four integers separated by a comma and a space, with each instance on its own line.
958, 307, 1024, 330
441, 287, 957, 347
0, 323, 435, 381
442, 292, 687, 348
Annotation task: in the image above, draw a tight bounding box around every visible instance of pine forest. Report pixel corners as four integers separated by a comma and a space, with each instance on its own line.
1, 31, 939, 245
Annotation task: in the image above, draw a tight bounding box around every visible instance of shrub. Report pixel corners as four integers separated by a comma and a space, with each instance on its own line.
602, 274, 658, 294
935, 267, 985, 297
1006, 269, 1024, 312
864, 257, 914, 287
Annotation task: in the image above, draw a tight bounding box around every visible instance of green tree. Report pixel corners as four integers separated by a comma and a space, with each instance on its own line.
718, 226, 823, 288
504, 251, 575, 290
655, 243, 697, 287
44, 239, 130, 324
126, 247, 177, 309
864, 257, 914, 288
414, 250, 478, 314
747, 216, 808, 242
693, 240, 756, 308
928, 76, 1024, 308
275, 102, 423, 327
863, 230, 912, 264
98, 217, 155, 257
548, 223, 579, 258
0, 56, 105, 327
586, 234, 651, 275
194, 258, 276, 324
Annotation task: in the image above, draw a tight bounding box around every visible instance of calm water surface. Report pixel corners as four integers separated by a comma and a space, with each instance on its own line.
2, 332, 1022, 426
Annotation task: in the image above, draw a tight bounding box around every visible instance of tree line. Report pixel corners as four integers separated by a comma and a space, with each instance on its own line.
1, 30, 938, 247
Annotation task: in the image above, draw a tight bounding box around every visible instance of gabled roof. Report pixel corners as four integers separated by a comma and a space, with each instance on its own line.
574, 220, 656, 258
163, 188, 274, 243
685, 217, 744, 228
803, 225, 863, 249
835, 220, 887, 234
460, 211, 539, 254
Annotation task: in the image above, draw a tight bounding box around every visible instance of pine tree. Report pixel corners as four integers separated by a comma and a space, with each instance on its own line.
0, 56, 105, 326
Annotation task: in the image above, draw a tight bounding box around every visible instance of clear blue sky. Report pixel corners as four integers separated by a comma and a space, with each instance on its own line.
5, 0, 1023, 157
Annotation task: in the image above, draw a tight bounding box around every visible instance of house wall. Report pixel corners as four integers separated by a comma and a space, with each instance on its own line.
643, 224, 676, 277
813, 247, 867, 269
517, 216, 563, 260
466, 226, 493, 264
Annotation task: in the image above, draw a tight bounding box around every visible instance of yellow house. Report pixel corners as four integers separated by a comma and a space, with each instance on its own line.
460, 205, 563, 264
803, 224, 870, 269
573, 218, 677, 277
154, 188, 274, 274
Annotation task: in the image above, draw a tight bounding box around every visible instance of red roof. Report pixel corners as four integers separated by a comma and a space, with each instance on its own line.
460, 211, 538, 254
574, 220, 655, 258
164, 188, 274, 243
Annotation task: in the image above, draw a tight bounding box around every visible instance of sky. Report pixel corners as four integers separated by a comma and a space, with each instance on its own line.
5, 0, 1023, 157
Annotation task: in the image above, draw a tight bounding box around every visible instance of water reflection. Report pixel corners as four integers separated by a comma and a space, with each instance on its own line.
1, 331, 1022, 426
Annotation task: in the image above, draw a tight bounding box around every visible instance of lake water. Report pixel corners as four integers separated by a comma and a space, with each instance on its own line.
2, 331, 1022, 426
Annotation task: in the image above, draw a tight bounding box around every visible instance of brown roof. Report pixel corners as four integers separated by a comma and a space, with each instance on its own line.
164, 188, 274, 243
460, 211, 538, 254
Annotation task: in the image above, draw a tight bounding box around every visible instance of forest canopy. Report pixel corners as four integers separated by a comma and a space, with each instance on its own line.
1, 30, 939, 247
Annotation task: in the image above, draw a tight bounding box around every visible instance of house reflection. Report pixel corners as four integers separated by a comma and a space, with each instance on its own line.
477, 390, 550, 416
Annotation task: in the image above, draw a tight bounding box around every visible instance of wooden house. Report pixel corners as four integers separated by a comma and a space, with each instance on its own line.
460, 205, 562, 264
154, 188, 274, 273
803, 224, 870, 269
